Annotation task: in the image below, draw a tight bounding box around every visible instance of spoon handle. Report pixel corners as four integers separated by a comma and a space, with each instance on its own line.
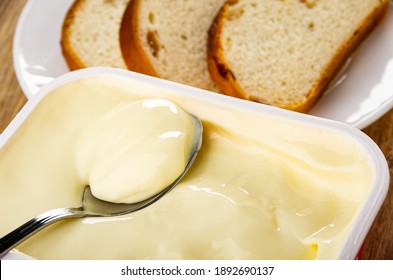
0, 207, 85, 258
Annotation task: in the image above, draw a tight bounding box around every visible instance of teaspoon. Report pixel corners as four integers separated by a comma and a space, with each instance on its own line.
0, 115, 202, 258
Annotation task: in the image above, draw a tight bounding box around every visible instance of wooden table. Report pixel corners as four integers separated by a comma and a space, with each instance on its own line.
0, 0, 392, 260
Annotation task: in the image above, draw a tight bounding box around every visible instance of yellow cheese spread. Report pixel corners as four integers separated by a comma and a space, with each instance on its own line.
76, 98, 197, 203
0, 77, 373, 259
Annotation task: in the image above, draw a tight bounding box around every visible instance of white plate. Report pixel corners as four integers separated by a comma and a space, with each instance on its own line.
13, 0, 393, 129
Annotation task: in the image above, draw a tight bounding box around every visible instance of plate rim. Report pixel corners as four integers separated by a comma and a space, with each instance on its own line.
12, 0, 393, 130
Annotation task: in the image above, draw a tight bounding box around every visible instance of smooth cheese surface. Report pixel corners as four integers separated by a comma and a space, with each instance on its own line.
76, 98, 197, 203
0, 77, 373, 259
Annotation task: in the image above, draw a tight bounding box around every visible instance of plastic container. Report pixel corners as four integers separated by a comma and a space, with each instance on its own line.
0, 67, 389, 260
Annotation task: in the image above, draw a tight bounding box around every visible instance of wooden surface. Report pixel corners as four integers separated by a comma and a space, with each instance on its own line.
0, 0, 392, 260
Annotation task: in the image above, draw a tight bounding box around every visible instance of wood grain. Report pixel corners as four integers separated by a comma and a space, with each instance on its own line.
0, 0, 28, 132
363, 113, 393, 259
0, 0, 392, 259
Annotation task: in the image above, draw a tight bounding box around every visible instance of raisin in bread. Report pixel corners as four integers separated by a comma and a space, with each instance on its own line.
208, 0, 389, 112
120, 0, 226, 92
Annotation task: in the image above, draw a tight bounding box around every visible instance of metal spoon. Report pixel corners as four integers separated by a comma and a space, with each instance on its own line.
0, 115, 203, 258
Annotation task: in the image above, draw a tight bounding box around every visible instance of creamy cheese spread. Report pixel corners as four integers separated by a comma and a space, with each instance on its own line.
0, 77, 373, 259
76, 98, 197, 203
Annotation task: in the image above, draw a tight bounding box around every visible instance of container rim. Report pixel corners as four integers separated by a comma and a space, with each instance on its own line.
1, 67, 389, 260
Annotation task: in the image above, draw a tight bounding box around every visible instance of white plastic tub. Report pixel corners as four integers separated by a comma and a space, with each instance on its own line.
0, 67, 389, 260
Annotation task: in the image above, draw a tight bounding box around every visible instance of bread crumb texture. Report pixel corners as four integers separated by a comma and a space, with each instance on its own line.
136, 0, 227, 92
62, 0, 130, 69
213, 0, 388, 111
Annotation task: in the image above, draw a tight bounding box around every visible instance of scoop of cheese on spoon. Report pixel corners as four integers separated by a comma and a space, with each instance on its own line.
76, 98, 200, 203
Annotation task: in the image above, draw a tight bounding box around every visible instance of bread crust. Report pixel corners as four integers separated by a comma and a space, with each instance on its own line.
207, 1, 244, 100
61, 0, 88, 70
119, 0, 158, 76
61, 0, 129, 70
207, 0, 389, 112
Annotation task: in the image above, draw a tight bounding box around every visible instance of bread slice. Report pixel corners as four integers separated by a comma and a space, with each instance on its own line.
61, 0, 130, 70
208, 0, 389, 112
119, 0, 226, 92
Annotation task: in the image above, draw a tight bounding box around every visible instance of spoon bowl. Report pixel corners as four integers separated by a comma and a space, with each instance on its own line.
0, 115, 202, 258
